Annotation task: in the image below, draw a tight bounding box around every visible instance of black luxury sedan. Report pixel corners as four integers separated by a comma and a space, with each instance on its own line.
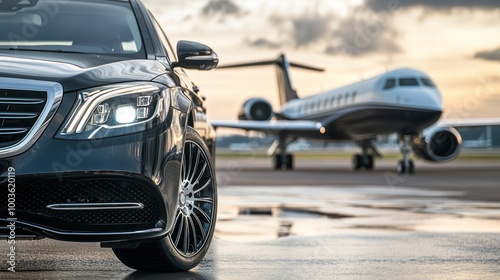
0, 0, 218, 271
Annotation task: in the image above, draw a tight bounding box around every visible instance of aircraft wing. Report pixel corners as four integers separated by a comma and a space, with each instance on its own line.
211, 120, 324, 135
440, 118, 500, 128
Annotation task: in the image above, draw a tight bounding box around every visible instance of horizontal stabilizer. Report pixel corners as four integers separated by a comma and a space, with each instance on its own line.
290, 62, 324, 72
218, 60, 324, 72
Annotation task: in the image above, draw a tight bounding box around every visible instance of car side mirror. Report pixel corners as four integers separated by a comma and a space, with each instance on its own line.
173, 40, 219, 70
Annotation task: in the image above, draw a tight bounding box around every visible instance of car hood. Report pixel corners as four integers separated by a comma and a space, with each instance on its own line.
0, 51, 167, 92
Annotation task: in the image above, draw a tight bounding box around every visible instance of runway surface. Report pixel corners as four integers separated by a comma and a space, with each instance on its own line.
0, 158, 499, 279
216, 158, 500, 202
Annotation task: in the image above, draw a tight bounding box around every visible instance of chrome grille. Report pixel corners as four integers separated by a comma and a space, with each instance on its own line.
0, 89, 47, 148
0, 77, 62, 157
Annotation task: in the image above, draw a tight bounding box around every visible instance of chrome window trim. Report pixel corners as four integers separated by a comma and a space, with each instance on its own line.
0, 77, 63, 157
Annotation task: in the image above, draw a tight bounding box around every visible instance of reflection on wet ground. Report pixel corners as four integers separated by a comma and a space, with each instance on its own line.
217, 186, 500, 241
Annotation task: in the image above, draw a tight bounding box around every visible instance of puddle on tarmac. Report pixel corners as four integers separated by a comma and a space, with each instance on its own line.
215, 186, 500, 242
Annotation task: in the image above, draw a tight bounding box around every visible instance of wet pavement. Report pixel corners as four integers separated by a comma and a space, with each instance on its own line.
1, 232, 500, 279
1, 158, 499, 279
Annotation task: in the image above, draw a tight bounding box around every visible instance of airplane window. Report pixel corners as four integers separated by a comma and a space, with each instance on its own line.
352, 91, 357, 102
399, 78, 419, 86
420, 77, 436, 87
345, 93, 349, 103
337, 95, 342, 105
383, 79, 395, 89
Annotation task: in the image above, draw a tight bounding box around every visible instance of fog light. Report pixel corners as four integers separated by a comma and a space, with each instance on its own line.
116, 105, 136, 124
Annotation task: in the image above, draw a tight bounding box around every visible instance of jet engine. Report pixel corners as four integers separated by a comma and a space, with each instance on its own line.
411, 126, 462, 162
238, 98, 274, 121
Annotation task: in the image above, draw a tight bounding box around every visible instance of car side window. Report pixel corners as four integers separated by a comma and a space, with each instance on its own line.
151, 16, 177, 62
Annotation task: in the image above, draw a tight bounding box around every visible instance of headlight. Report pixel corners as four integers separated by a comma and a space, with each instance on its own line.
57, 83, 170, 139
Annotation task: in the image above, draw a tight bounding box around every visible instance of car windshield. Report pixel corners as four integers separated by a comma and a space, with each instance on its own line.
0, 0, 145, 58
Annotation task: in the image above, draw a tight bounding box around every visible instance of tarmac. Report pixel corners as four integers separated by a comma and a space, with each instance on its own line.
0, 158, 499, 279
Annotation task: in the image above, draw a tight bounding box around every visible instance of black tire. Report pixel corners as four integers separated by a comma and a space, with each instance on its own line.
408, 160, 415, 175
353, 154, 362, 170
274, 155, 283, 170
365, 155, 374, 170
285, 154, 294, 170
113, 127, 217, 272
397, 160, 406, 174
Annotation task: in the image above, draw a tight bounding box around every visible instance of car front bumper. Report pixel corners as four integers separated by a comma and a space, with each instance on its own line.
0, 92, 187, 242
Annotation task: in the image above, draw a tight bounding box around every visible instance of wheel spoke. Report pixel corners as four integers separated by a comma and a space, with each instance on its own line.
174, 212, 183, 246
192, 212, 206, 240
194, 197, 213, 204
188, 216, 198, 249
194, 178, 211, 194
193, 162, 207, 186
189, 148, 201, 183
183, 216, 190, 254
193, 205, 211, 223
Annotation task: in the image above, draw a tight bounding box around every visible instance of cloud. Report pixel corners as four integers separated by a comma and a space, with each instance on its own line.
365, 0, 500, 11
248, 38, 283, 49
245, 13, 333, 50
325, 10, 402, 57
202, 0, 240, 16
475, 47, 500, 62
292, 17, 329, 47
244, 4, 402, 57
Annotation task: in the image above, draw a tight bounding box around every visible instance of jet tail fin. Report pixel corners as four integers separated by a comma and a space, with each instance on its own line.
218, 54, 324, 105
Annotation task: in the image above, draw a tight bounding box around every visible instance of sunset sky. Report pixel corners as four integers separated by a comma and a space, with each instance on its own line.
144, 0, 500, 122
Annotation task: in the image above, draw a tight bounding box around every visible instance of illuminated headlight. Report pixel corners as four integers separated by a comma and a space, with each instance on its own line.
115, 105, 137, 124
58, 83, 170, 139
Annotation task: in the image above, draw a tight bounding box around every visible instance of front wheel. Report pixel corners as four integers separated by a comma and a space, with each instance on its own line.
113, 127, 217, 271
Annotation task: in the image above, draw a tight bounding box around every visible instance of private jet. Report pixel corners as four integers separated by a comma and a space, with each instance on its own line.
211, 54, 463, 174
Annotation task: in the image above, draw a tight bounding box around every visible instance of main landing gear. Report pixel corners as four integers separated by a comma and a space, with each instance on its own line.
352, 154, 374, 170
274, 154, 294, 170
397, 135, 415, 175
270, 134, 295, 170
352, 140, 380, 171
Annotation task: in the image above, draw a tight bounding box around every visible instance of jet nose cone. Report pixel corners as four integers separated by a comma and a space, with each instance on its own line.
428, 89, 444, 111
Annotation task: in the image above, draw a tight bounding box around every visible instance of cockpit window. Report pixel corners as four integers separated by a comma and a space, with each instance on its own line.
420, 77, 436, 87
399, 78, 419, 87
383, 79, 396, 90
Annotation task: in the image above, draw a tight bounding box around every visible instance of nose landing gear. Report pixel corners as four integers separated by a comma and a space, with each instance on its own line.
398, 135, 415, 175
